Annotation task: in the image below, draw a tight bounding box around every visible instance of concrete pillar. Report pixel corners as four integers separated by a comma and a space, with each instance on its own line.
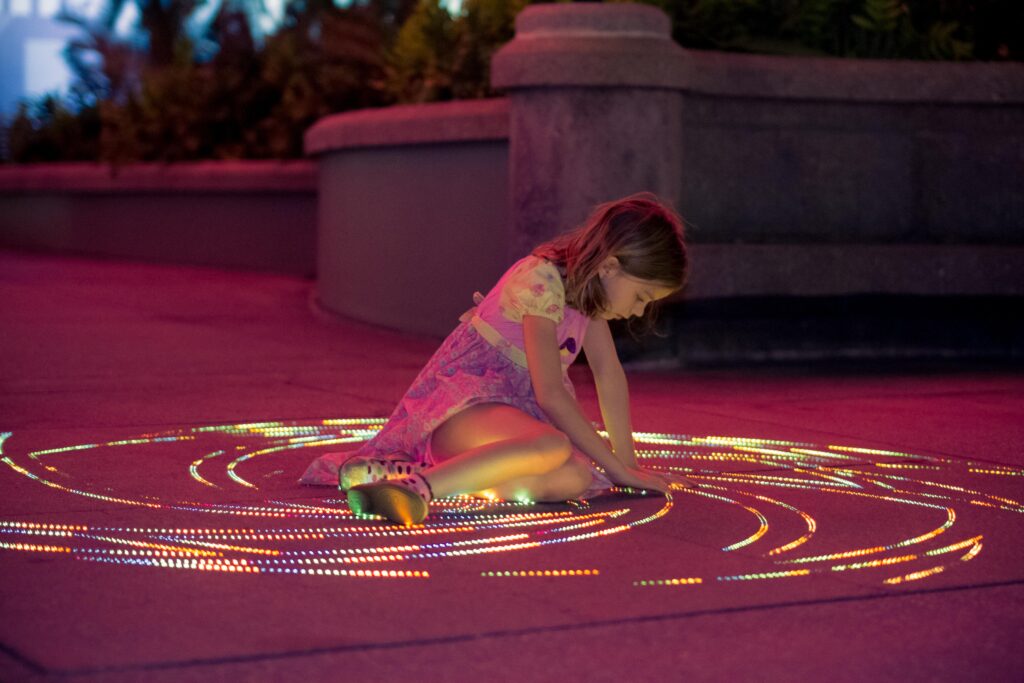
491, 2, 687, 258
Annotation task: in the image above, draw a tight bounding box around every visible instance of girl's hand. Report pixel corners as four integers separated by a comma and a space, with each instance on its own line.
613, 467, 673, 494
661, 471, 699, 490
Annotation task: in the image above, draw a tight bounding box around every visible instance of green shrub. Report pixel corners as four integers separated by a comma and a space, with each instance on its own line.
384, 0, 531, 103
652, 0, 1018, 61
5, 96, 101, 162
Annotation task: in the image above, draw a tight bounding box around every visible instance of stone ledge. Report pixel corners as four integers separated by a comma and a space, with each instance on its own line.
493, 4, 1024, 103
495, 44, 1024, 103
679, 50, 1024, 104
305, 98, 510, 155
618, 293, 1024, 368
0, 161, 317, 193
686, 244, 1024, 299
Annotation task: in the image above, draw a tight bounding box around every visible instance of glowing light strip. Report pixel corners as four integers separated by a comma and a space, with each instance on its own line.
735, 446, 825, 463
77, 534, 222, 557
0, 521, 88, 531
782, 505, 955, 564
189, 450, 225, 488
727, 491, 816, 556
2, 421, 1018, 588
883, 565, 946, 585
692, 436, 811, 447
718, 570, 811, 581
27, 435, 196, 458
154, 536, 281, 556
408, 498, 673, 562
1, 457, 164, 509
634, 577, 702, 586
0, 541, 71, 553
876, 463, 942, 470
793, 467, 862, 490
828, 445, 918, 458
697, 471, 825, 491
861, 471, 1024, 513
829, 535, 984, 572
968, 468, 1024, 476
960, 541, 983, 561
924, 535, 983, 556
482, 569, 598, 577
687, 488, 769, 552
789, 448, 860, 461
830, 555, 920, 571
77, 555, 263, 573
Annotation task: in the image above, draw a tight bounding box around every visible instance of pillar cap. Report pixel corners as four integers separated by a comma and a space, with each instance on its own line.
492, 3, 686, 90
514, 2, 671, 38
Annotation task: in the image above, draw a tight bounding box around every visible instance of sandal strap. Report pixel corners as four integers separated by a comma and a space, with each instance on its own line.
349, 455, 422, 477
390, 473, 434, 503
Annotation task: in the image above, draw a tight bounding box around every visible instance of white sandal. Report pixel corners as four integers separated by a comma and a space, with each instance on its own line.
348, 474, 434, 526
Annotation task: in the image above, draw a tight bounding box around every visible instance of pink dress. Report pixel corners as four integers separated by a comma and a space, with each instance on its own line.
299, 254, 614, 499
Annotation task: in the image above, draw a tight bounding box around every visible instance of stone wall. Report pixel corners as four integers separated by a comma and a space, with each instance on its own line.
305, 99, 511, 335
0, 162, 317, 276
309, 3, 1022, 340
3, 3, 1021, 354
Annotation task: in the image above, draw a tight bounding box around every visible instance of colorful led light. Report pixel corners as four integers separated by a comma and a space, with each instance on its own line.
0, 421, 1019, 588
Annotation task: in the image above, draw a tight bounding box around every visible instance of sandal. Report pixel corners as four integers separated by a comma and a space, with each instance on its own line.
347, 474, 434, 526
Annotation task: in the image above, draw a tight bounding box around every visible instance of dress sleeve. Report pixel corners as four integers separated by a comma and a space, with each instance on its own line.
499, 257, 566, 324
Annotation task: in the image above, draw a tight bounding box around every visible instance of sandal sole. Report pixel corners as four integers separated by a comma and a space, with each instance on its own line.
346, 487, 373, 516
348, 482, 428, 526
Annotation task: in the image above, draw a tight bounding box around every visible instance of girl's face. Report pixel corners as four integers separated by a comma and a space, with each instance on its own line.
597, 256, 675, 321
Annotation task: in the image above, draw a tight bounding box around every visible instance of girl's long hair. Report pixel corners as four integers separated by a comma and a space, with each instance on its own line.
532, 191, 689, 330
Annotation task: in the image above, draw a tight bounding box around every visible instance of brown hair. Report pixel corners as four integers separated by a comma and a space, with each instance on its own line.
532, 191, 689, 328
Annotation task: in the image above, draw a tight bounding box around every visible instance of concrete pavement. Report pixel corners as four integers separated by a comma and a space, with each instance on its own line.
1, 249, 1022, 682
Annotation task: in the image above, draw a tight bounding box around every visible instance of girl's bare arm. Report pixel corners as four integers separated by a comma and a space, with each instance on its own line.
523, 315, 666, 491
581, 317, 637, 468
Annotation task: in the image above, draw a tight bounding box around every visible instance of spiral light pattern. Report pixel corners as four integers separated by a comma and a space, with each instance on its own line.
1, 419, 1020, 586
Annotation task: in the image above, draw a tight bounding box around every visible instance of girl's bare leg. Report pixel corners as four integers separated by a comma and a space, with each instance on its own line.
482, 453, 594, 503
425, 403, 593, 502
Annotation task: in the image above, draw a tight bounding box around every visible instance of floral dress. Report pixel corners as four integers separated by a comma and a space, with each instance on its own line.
299, 254, 614, 499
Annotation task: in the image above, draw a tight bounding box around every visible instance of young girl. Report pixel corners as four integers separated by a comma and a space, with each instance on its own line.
300, 191, 695, 525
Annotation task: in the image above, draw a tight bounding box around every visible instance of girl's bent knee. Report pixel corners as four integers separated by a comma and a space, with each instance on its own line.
563, 456, 594, 498
531, 431, 572, 470
536, 455, 593, 502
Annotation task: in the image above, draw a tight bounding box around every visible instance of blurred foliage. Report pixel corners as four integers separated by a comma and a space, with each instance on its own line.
385, 0, 532, 103
6, 0, 394, 162
5, 96, 102, 163
94, 0, 392, 161
647, 0, 1017, 60
4, 0, 1021, 162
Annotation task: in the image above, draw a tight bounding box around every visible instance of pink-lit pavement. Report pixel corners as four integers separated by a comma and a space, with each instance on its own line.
1, 249, 1022, 682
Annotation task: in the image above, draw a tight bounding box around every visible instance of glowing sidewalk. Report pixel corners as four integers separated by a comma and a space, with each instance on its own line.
1, 250, 1022, 682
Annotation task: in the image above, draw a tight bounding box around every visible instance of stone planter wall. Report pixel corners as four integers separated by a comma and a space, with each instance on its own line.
309, 3, 1022, 339
305, 99, 511, 335
2, 3, 1021, 350
0, 162, 317, 276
